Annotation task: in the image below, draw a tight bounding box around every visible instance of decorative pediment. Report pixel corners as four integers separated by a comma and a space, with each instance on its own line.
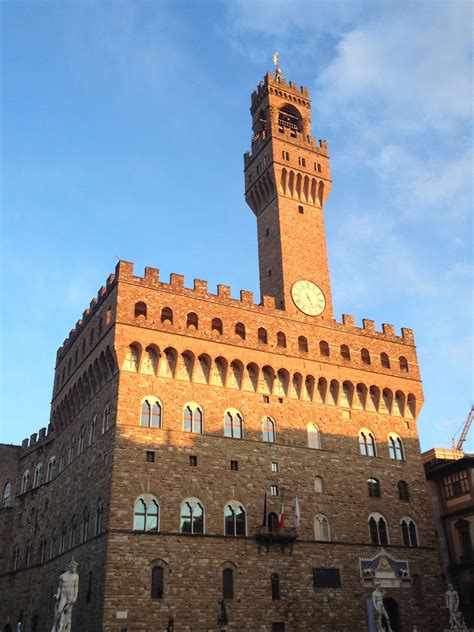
359, 548, 410, 588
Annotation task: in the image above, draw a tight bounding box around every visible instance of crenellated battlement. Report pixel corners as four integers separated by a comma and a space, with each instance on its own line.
251, 72, 310, 115
20, 424, 54, 455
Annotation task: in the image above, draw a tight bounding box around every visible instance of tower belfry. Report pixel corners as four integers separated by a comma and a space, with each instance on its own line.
244, 67, 333, 320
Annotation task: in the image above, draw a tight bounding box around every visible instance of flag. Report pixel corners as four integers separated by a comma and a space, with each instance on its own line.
262, 491, 267, 527
278, 498, 285, 527
294, 496, 301, 529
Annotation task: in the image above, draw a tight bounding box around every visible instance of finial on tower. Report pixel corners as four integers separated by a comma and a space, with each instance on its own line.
273, 52, 282, 79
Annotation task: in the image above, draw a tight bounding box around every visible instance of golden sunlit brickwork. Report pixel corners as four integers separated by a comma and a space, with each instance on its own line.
0, 69, 446, 632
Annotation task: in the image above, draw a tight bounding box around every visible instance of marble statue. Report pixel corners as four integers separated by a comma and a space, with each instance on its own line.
372, 582, 393, 632
51, 560, 79, 632
445, 583, 465, 629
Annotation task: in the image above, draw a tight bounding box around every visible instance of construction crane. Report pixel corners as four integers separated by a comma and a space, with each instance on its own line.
453, 405, 474, 451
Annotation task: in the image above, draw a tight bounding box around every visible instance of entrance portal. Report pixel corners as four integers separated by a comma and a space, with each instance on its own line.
385, 597, 400, 632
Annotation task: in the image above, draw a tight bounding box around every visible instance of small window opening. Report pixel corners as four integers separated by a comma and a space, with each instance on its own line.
298, 205, 304, 214
270, 485, 279, 496
134, 302, 147, 319
271, 462, 279, 472
212, 318, 223, 335
189, 455, 198, 467
146, 451, 155, 463
230, 460, 238, 471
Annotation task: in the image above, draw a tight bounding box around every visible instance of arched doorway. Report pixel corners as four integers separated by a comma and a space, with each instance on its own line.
4, 625, 13, 632
385, 597, 401, 632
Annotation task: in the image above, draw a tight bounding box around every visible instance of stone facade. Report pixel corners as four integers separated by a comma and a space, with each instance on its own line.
0, 69, 447, 631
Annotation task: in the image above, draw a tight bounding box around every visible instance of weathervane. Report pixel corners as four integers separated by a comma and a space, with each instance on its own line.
273, 51, 281, 78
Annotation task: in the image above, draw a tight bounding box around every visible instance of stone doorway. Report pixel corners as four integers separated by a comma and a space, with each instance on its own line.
385, 597, 400, 632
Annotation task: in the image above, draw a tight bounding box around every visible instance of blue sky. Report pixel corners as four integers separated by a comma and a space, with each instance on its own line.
1, 0, 472, 451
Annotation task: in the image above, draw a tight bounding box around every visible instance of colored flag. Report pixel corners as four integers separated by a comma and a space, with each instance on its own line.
278, 498, 285, 527
294, 496, 301, 529
262, 491, 267, 527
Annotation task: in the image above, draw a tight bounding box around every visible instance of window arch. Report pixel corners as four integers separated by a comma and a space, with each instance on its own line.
314, 514, 330, 541
186, 312, 198, 329
2, 481, 12, 508
211, 318, 223, 335
319, 340, 330, 357
314, 476, 323, 493
399, 356, 409, 372
262, 417, 275, 443
151, 565, 164, 599
183, 403, 203, 433
224, 501, 246, 536
161, 307, 173, 324
18, 466, 31, 492
388, 434, 405, 461
340, 344, 351, 360
47, 457, 57, 482
134, 301, 147, 319
180, 498, 204, 534
367, 478, 381, 498
277, 331, 286, 348
82, 508, 90, 542
307, 423, 321, 449
258, 327, 268, 344
361, 348, 371, 365
140, 397, 162, 428
380, 352, 390, 369
223, 567, 234, 599
124, 343, 140, 371
398, 480, 410, 501
368, 513, 389, 545
102, 403, 112, 433
271, 572, 281, 600
90, 415, 97, 446
224, 409, 243, 439
298, 336, 308, 353
96, 500, 104, 535
359, 430, 377, 456
235, 322, 246, 340
33, 464, 43, 488
133, 495, 159, 532
401, 518, 419, 547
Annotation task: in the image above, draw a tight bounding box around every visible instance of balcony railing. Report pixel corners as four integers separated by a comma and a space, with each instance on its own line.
255, 525, 298, 553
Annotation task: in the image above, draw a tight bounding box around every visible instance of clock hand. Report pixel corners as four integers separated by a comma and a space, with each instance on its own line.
304, 291, 314, 306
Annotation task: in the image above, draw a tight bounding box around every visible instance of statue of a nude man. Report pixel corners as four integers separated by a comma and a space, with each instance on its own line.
51, 560, 79, 632
372, 582, 393, 632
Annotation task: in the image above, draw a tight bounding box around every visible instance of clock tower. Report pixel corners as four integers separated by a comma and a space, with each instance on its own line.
244, 63, 333, 320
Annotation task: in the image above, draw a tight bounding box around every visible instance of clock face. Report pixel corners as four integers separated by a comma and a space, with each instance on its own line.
291, 280, 326, 316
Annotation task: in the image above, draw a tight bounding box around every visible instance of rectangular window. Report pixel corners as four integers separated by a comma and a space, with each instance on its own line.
298, 205, 304, 214
263, 395, 270, 403
313, 568, 341, 588
271, 462, 279, 472
146, 451, 155, 463
271, 485, 279, 496
230, 460, 238, 471
298, 157, 306, 167
443, 470, 470, 498
189, 455, 198, 467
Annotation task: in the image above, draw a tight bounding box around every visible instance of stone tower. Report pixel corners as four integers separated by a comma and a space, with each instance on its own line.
244, 67, 333, 319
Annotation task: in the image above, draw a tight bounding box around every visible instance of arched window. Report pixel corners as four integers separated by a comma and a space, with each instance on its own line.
125, 344, 140, 371
60, 524, 67, 553
47, 457, 57, 482
2, 481, 12, 508
359, 430, 377, 457
223, 568, 234, 599
314, 514, 330, 541
262, 417, 275, 443
307, 423, 321, 449
90, 415, 97, 446
133, 495, 159, 532
270, 572, 281, 600
388, 434, 405, 461
367, 478, 381, 498
102, 403, 111, 433
13, 546, 20, 571
368, 513, 389, 545
161, 307, 173, 324
298, 336, 308, 353
187, 312, 198, 329
96, 500, 104, 535
71, 515, 77, 547
142, 346, 158, 375
33, 464, 43, 488
380, 352, 390, 369
134, 301, 147, 319
25, 543, 32, 568
340, 344, 351, 360
235, 322, 246, 340
278, 103, 302, 134
224, 410, 243, 439
258, 327, 268, 344
180, 499, 204, 534
277, 331, 286, 348
314, 476, 323, 493
183, 403, 203, 433
398, 480, 410, 501
211, 318, 223, 335
140, 398, 162, 428
151, 566, 164, 599
361, 348, 371, 364
401, 518, 419, 547
319, 340, 330, 357
82, 508, 90, 542
89, 328, 95, 349
78, 428, 85, 454
399, 356, 409, 372
224, 502, 246, 536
